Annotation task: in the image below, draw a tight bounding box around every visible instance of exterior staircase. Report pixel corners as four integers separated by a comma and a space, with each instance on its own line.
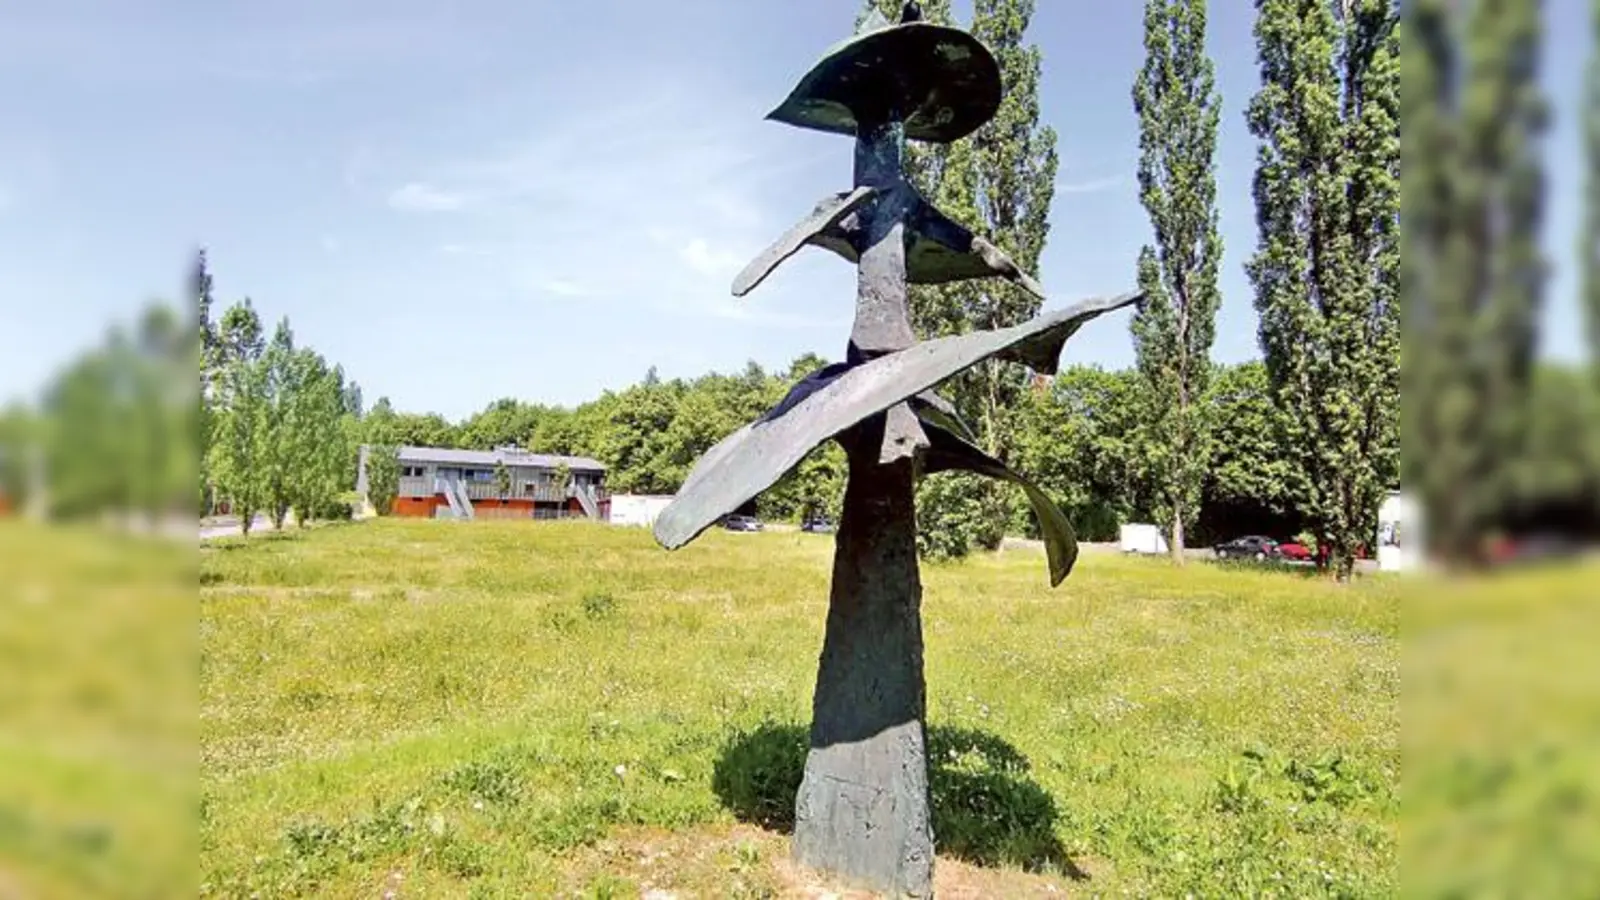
571, 483, 600, 519
436, 474, 475, 519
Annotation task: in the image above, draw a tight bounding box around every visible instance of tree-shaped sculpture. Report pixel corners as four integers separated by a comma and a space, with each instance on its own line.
652, 5, 1141, 895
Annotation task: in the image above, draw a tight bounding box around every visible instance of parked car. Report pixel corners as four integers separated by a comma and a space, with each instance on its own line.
1214, 535, 1278, 561
1492, 532, 1588, 566
1276, 541, 1314, 562
801, 516, 836, 534
722, 514, 763, 532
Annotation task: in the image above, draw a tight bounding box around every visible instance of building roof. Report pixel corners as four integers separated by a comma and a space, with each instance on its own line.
394, 445, 607, 472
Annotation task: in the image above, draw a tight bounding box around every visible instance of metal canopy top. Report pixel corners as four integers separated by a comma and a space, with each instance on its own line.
764, 14, 1000, 144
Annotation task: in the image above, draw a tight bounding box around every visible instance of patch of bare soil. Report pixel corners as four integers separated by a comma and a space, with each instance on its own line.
560, 824, 1093, 899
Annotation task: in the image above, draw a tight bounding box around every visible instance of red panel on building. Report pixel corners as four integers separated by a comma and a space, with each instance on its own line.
391, 496, 440, 517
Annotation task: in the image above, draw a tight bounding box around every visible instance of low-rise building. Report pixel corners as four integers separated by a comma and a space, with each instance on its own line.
359, 444, 609, 521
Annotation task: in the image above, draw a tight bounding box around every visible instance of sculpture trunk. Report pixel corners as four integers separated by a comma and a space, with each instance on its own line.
848, 118, 917, 360
793, 432, 933, 897
793, 113, 935, 897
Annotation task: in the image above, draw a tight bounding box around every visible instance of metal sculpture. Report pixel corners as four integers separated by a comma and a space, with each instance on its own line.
652, 5, 1141, 894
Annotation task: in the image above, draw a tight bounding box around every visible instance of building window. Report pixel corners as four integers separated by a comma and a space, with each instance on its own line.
401, 466, 425, 478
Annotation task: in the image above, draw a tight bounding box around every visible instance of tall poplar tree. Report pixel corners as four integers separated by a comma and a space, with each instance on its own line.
858, 0, 1059, 554
194, 249, 217, 513
1585, 0, 1600, 387
1131, 0, 1224, 564
209, 300, 267, 534
1246, 0, 1399, 580
259, 319, 297, 530
1402, 0, 1547, 565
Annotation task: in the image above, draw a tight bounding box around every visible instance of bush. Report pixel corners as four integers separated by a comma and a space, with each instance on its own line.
916, 473, 989, 561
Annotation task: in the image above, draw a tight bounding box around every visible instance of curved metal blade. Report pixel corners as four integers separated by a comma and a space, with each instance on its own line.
732, 187, 877, 297
913, 405, 1078, 586
651, 290, 1141, 551
911, 196, 1048, 300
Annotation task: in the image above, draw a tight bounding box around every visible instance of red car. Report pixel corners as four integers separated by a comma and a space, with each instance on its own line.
1277, 541, 1313, 561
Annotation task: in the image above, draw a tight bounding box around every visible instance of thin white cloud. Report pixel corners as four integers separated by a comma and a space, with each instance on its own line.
388, 181, 469, 212
368, 82, 841, 327
1057, 175, 1124, 194
679, 238, 745, 278
437, 242, 494, 256
540, 279, 589, 298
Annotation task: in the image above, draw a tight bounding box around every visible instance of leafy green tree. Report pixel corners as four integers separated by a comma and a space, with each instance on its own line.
860, 0, 1059, 554
0, 403, 33, 509
1402, 0, 1547, 565
1246, 0, 1399, 580
342, 379, 364, 418
387, 412, 458, 449
1510, 364, 1600, 528
364, 445, 400, 516
1587, 0, 1600, 511
257, 319, 298, 530
1587, 0, 1600, 388
285, 349, 351, 524
30, 304, 194, 524
493, 461, 512, 500
1012, 366, 1155, 541
194, 249, 218, 514
208, 300, 267, 534
458, 398, 551, 450
1198, 361, 1306, 544
1131, 0, 1224, 563
38, 339, 122, 518
361, 397, 401, 516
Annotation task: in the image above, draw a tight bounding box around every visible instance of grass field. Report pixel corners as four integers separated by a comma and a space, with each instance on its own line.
191, 518, 1399, 897
0, 523, 194, 900
0, 516, 1587, 897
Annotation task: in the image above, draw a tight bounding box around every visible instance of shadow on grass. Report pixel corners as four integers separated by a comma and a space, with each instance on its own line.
711, 721, 1086, 879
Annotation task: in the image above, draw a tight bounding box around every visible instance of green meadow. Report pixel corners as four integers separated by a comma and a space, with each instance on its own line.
17, 516, 1596, 897
195, 518, 1401, 897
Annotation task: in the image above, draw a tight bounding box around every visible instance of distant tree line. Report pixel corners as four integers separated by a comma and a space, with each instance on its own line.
299, 351, 1594, 554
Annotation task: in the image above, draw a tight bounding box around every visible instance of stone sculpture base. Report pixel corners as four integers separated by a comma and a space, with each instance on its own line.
793, 429, 934, 897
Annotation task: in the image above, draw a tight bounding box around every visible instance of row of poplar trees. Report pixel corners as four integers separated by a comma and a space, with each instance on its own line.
1134, 0, 1399, 581
1408, 0, 1600, 568
862, 0, 1399, 579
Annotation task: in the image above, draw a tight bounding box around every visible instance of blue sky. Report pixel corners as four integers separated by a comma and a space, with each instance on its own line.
0, 0, 1591, 421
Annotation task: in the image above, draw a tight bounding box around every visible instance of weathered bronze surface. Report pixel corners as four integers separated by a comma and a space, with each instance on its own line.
733, 186, 1048, 299
651, 4, 1140, 894
651, 290, 1141, 565
765, 13, 1001, 144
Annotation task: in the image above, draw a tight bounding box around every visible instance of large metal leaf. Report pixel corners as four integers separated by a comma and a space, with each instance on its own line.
733, 187, 1047, 299
731, 187, 876, 297
911, 401, 1079, 586
652, 290, 1141, 550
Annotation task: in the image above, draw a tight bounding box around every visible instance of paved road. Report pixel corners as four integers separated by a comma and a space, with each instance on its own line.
200, 513, 297, 540
1000, 537, 1380, 574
